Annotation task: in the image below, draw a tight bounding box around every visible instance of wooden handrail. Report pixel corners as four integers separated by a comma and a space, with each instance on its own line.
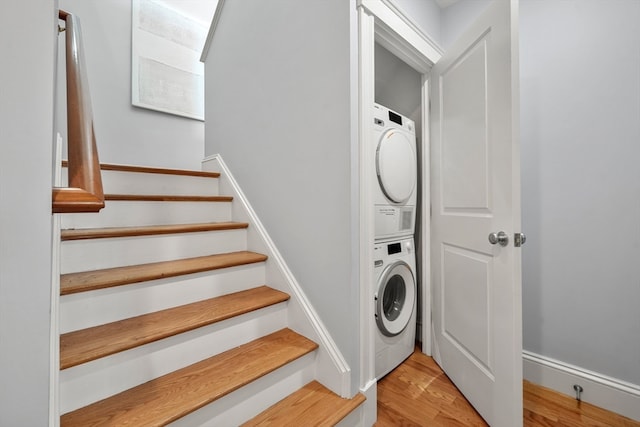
53, 10, 104, 213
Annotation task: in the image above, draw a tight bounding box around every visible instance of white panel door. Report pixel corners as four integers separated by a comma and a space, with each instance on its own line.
430, 1, 522, 426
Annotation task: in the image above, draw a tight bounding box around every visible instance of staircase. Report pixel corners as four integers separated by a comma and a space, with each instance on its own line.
57, 163, 364, 426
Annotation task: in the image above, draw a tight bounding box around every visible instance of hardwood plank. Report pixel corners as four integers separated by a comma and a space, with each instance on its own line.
61, 221, 249, 240
377, 348, 640, 427
60, 251, 268, 295
523, 409, 557, 427
377, 354, 441, 424
242, 380, 365, 427
377, 352, 487, 427
524, 391, 562, 422
376, 401, 423, 427
105, 194, 232, 202
62, 160, 221, 178
432, 411, 485, 427
60, 286, 289, 369
61, 329, 318, 427
523, 381, 640, 427
395, 359, 458, 401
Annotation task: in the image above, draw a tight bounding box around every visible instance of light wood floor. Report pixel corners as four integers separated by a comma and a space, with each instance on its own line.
376, 348, 640, 426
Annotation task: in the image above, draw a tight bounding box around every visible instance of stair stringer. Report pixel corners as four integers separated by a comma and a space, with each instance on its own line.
202, 154, 352, 398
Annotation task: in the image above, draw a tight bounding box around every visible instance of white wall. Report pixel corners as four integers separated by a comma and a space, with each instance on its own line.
57, 0, 205, 169
203, 0, 358, 390
520, 0, 640, 386
0, 1, 56, 424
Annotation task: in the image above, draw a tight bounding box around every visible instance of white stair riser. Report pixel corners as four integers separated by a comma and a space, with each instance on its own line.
336, 406, 364, 427
61, 229, 247, 274
61, 201, 232, 229
60, 305, 287, 414
169, 353, 316, 427
60, 264, 266, 333
62, 169, 220, 196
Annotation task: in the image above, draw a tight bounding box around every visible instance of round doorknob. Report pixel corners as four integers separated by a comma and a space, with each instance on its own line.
488, 231, 509, 247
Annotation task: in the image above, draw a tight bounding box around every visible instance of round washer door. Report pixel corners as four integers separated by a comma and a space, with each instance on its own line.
375, 260, 416, 337
376, 130, 417, 204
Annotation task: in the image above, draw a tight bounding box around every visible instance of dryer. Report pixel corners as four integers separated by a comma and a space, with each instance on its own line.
372, 103, 417, 241
374, 237, 417, 379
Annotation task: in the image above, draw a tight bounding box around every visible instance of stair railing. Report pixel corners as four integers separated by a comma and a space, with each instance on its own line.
53, 10, 104, 213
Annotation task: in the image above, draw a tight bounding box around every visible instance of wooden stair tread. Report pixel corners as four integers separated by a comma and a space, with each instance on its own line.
60, 328, 318, 427
105, 194, 232, 202
242, 381, 366, 427
60, 286, 289, 369
62, 160, 221, 178
61, 221, 249, 240
60, 251, 268, 295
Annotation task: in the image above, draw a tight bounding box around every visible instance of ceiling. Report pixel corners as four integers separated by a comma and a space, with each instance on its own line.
434, 0, 460, 9
160, 0, 218, 26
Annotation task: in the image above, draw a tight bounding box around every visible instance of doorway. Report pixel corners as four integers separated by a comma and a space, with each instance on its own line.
356, 4, 439, 424
374, 42, 427, 351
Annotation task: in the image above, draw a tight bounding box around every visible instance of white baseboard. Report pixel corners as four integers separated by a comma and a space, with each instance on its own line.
359, 379, 377, 427
523, 351, 640, 422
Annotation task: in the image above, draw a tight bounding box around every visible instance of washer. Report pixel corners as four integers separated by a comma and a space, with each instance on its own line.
374, 237, 417, 379
372, 103, 418, 241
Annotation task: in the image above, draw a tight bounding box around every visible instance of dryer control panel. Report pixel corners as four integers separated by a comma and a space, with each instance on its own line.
373, 103, 415, 134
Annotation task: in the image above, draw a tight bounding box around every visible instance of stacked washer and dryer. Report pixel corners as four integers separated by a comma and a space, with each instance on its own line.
372, 103, 418, 379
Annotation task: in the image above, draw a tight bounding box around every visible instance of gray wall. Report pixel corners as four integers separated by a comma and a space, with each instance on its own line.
391, 0, 443, 46
203, 0, 358, 388
444, 0, 640, 386
375, 43, 422, 128
440, 0, 491, 50
57, 0, 204, 169
520, 0, 640, 385
0, 0, 56, 424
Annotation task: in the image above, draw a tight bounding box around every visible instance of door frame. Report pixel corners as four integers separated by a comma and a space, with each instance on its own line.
357, 0, 442, 392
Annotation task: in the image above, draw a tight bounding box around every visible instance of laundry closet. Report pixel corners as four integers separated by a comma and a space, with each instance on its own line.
372, 41, 426, 378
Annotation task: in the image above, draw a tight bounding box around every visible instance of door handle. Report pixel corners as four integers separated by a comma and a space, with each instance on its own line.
488, 231, 509, 247
514, 232, 526, 247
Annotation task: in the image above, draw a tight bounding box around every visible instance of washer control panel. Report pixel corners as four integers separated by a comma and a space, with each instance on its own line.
374, 237, 414, 268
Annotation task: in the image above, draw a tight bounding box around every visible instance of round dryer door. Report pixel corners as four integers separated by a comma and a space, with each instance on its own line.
376, 130, 417, 204
375, 261, 416, 337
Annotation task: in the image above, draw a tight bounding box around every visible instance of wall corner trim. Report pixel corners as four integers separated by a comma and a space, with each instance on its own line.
202, 154, 352, 397
200, 0, 226, 62
523, 350, 640, 422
